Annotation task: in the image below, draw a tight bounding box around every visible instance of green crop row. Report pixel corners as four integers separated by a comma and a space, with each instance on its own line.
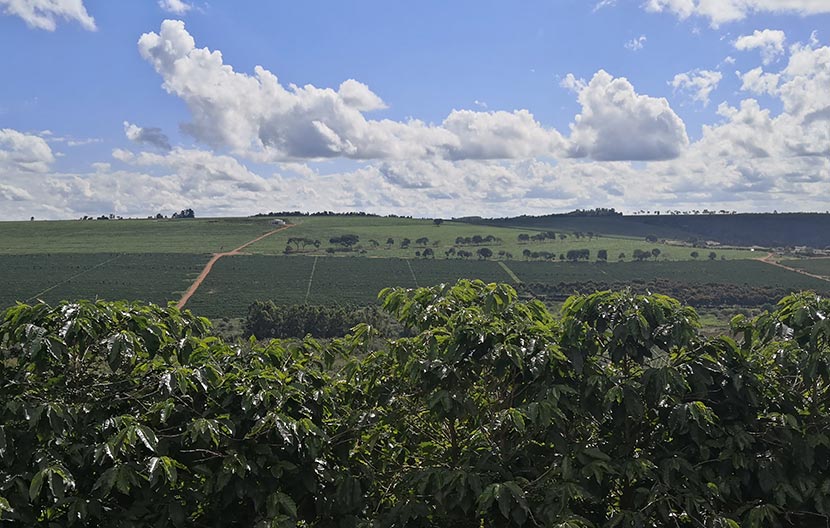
0, 254, 208, 310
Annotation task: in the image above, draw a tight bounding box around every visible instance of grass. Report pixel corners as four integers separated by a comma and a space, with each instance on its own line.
0, 253, 209, 310
246, 216, 757, 262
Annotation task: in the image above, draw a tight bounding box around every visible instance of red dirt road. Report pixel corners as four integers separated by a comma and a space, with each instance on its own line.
176, 224, 293, 309
756, 252, 830, 283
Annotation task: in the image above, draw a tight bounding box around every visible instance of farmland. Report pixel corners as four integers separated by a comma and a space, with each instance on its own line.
246, 216, 758, 261
0, 253, 208, 309
782, 258, 830, 278
505, 259, 830, 291
0, 217, 275, 254
0, 215, 827, 320
186, 256, 514, 318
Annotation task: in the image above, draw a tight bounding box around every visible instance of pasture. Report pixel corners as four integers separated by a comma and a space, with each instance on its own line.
246, 216, 757, 262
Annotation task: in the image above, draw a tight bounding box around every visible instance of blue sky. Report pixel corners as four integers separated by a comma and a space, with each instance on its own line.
0, 0, 829, 219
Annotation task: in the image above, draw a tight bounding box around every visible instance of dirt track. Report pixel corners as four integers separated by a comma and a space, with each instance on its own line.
757, 252, 830, 283
176, 224, 294, 309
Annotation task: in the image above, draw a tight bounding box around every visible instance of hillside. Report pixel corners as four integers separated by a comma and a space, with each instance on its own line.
469, 212, 830, 248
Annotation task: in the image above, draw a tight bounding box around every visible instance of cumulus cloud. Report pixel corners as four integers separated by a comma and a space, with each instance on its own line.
694, 39, 830, 160
137, 20, 566, 162
566, 70, 689, 161
0, 128, 55, 172
734, 29, 787, 64
738, 67, 780, 94
441, 110, 566, 160
158, 0, 191, 14
124, 122, 172, 151
114, 147, 274, 193
0, 0, 95, 30
670, 69, 723, 106
645, 0, 830, 26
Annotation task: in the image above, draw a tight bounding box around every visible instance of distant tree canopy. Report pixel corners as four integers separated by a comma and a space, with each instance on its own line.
2, 285, 829, 526
566, 248, 591, 261
563, 207, 621, 217
172, 208, 195, 219
329, 234, 360, 247
633, 248, 653, 261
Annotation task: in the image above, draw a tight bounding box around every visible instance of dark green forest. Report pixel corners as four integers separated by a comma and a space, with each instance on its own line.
1, 281, 829, 527
472, 212, 830, 248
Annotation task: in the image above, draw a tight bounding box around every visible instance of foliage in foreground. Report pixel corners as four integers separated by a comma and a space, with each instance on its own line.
1, 281, 829, 527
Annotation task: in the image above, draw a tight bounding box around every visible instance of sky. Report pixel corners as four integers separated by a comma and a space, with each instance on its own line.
0, 0, 829, 220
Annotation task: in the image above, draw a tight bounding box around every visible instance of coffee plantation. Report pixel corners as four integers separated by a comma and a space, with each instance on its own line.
1, 281, 828, 527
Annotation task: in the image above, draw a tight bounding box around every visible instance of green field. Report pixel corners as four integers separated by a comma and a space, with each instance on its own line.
0, 216, 824, 318
0, 253, 208, 309
186, 256, 512, 318
0, 217, 276, 254
246, 216, 757, 262
504, 260, 830, 291
782, 258, 830, 278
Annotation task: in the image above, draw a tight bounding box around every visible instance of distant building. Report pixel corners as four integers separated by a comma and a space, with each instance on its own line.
270, 219, 286, 226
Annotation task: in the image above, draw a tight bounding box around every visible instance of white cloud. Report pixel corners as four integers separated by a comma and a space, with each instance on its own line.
337, 79, 387, 112
279, 162, 318, 178
738, 67, 780, 94
560, 73, 587, 94
0, 0, 95, 31
0, 183, 33, 202
124, 122, 172, 151
645, 0, 830, 26
441, 110, 566, 160
138, 20, 566, 162
734, 29, 787, 64
593, 0, 616, 12
566, 70, 689, 161
115, 147, 274, 193
697, 41, 830, 160
625, 35, 647, 51
158, 0, 191, 14
0, 128, 55, 172
670, 69, 723, 106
